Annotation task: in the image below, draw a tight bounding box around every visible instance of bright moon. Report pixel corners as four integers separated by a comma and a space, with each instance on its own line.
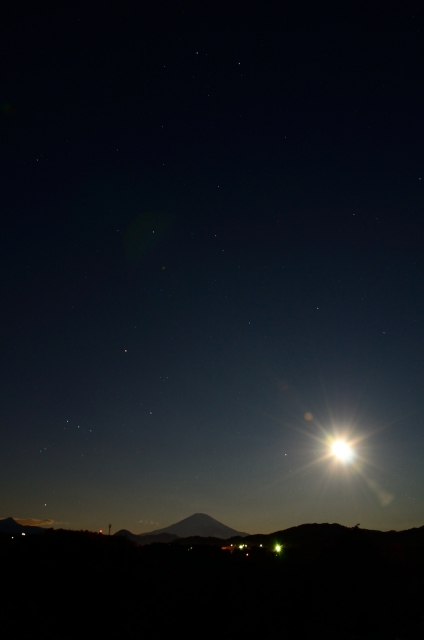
331, 439, 353, 462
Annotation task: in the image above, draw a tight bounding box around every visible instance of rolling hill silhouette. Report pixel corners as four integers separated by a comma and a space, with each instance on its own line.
114, 530, 179, 544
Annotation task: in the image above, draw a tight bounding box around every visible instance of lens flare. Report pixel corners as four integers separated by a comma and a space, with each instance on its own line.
331, 439, 354, 462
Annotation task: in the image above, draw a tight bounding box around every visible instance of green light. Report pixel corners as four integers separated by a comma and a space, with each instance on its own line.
275, 544, 282, 553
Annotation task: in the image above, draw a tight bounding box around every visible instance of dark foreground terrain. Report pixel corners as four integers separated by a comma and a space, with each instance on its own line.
1, 525, 424, 639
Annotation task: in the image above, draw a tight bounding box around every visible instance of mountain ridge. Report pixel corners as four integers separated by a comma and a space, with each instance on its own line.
140, 512, 249, 538
0, 517, 47, 535
115, 513, 249, 542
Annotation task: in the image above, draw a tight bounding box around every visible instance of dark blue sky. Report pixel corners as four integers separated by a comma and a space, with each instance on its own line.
1, 1, 424, 533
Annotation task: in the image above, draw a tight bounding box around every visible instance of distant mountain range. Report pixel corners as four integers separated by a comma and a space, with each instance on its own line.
115, 513, 249, 543
4, 514, 424, 550
115, 516, 424, 548
0, 518, 47, 535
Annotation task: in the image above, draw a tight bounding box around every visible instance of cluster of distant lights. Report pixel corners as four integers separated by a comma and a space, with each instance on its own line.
14, 533, 285, 555
227, 543, 283, 555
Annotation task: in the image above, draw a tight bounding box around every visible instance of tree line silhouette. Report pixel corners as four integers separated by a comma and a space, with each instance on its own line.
1, 525, 423, 638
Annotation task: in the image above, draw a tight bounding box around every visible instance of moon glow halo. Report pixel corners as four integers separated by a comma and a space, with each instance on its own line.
331, 439, 354, 463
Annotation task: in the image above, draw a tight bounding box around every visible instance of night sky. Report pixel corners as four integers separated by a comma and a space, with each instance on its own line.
2, 1, 424, 534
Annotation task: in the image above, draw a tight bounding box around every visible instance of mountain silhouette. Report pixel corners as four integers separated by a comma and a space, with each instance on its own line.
0, 517, 47, 535
115, 513, 249, 542
140, 513, 249, 538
